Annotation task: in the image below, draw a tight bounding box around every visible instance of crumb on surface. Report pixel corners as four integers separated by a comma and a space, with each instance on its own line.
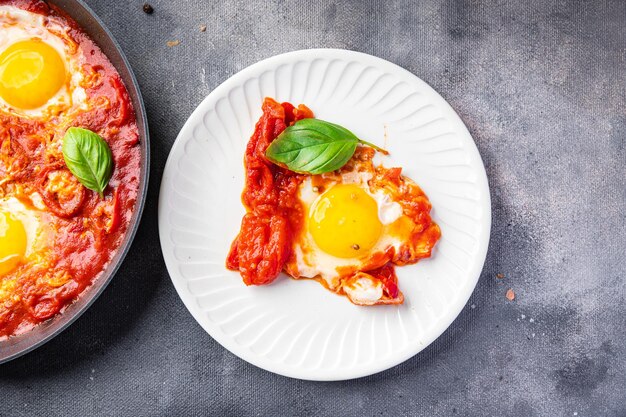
200, 24, 207, 32
496, 273, 505, 279
142, 3, 154, 14
506, 288, 515, 301
167, 40, 181, 47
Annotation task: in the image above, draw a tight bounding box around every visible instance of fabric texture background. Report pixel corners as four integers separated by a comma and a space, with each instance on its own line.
1, 0, 625, 416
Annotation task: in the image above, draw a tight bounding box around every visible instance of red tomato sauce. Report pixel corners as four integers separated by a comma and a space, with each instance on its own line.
0, 0, 141, 337
226, 98, 312, 285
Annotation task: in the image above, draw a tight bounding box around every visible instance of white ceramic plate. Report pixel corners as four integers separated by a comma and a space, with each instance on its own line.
158, 49, 491, 381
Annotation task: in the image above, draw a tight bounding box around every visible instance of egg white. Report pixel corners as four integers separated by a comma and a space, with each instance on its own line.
291, 172, 405, 290
343, 274, 384, 305
0, 5, 87, 119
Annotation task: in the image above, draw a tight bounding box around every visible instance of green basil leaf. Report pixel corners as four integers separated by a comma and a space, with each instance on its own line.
62, 127, 113, 198
265, 118, 372, 174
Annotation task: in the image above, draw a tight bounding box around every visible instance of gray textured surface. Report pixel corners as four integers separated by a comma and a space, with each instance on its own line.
1, 0, 625, 416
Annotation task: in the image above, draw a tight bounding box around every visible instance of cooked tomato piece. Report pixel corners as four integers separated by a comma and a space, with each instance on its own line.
226, 98, 310, 285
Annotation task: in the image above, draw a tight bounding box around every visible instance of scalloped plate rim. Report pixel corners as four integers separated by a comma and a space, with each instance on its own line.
158, 48, 491, 381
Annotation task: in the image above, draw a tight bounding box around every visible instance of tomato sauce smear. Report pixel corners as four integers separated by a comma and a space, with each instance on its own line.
0, 0, 141, 337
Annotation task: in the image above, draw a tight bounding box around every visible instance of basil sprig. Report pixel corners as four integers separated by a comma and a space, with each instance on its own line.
62, 127, 113, 198
265, 118, 386, 175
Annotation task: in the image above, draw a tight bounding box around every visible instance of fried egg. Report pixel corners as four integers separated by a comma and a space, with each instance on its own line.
0, 5, 87, 119
0, 197, 50, 277
286, 157, 417, 293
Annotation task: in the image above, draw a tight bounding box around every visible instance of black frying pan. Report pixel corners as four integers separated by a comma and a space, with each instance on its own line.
0, 0, 150, 364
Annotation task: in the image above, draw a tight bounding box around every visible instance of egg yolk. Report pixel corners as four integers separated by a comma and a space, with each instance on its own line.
0, 211, 27, 276
0, 39, 66, 110
309, 184, 383, 258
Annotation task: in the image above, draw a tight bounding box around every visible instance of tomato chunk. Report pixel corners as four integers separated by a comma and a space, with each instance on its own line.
232, 213, 290, 285
226, 98, 312, 285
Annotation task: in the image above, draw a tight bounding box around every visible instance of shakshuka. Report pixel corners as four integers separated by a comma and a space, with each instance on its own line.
227, 98, 441, 306
0, 1, 141, 337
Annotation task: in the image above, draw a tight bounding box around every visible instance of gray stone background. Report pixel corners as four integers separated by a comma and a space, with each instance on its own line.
1, 0, 625, 416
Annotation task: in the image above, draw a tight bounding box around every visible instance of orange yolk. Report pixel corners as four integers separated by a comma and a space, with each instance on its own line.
309, 184, 382, 258
0, 211, 27, 276
0, 39, 66, 110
